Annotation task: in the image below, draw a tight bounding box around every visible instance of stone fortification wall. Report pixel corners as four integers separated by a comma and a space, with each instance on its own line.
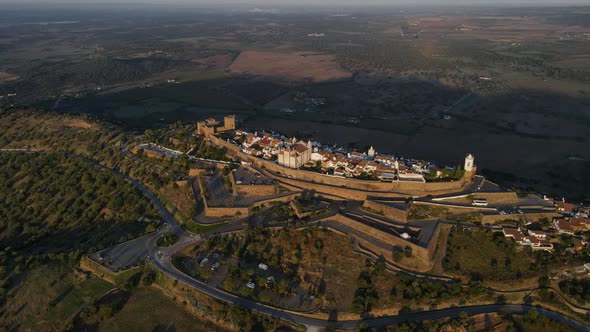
268, 176, 408, 200
325, 214, 436, 271
426, 224, 441, 261
210, 135, 475, 199
198, 174, 300, 217
363, 200, 410, 223
205, 194, 301, 217
228, 169, 278, 196
80, 256, 140, 284
197, 175, 245, 217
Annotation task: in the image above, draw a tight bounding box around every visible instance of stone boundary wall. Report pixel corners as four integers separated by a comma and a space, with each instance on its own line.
363, 200, 410, 223
210, 135, 475, 199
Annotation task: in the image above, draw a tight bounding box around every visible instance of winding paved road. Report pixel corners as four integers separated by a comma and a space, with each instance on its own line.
134, 165, 590, 331
3, 150, 587, 331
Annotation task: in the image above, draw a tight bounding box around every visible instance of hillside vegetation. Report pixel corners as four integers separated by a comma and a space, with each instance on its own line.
443, 228, 536, 283
0, 152, 158, 327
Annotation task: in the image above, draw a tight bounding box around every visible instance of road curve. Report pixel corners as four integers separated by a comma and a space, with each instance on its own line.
150, 232, 590, 332
137, 178, 590, 331
3, 150, 586, 331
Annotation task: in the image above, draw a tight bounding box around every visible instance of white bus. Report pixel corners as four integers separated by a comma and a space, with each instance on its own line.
472, 199, 488, 207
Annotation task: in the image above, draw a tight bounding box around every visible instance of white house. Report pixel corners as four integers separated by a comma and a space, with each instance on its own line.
527, 229, 547, 239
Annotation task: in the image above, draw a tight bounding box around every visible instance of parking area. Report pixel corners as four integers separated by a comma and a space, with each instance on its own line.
497, 206, 525, 215
233, 166, 276, 186
176, 249, 231, 287
137, 143, 182, 158
174, 243, 317, 311
88, 232, 158, 272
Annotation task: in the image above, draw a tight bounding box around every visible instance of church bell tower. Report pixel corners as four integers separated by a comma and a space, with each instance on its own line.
464, 154, 474, 172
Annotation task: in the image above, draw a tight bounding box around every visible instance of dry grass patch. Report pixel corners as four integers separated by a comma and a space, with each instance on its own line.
65, 119, 94, 129
0, 71, 19, 83
158, 183, 196, 221
230, 51, 352, 82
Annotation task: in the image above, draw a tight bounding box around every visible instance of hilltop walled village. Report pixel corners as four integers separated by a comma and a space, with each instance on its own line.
175, 115, 572, 271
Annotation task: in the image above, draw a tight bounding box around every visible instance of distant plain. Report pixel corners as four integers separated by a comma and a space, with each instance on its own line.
0, 5, 589, 200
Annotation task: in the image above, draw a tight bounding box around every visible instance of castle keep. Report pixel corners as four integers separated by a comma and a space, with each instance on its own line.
196, 115, 235, 137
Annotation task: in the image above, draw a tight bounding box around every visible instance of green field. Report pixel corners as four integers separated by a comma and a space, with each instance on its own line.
0, 264, 113, 331
185, 221, 227, 234
86, 287, 226, 332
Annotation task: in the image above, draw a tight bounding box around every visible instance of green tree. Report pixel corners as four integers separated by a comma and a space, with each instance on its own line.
404, 246, 413, 258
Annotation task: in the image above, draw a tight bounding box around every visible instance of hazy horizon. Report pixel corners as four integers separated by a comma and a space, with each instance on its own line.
1, 0, 589, 6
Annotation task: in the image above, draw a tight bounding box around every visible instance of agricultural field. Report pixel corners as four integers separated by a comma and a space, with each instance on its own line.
230, 51, 352, 82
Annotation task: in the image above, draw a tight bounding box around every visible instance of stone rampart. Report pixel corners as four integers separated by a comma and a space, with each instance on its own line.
325, 214, 437, 271
363, 200, 410, 223
210, 135, 475, 200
